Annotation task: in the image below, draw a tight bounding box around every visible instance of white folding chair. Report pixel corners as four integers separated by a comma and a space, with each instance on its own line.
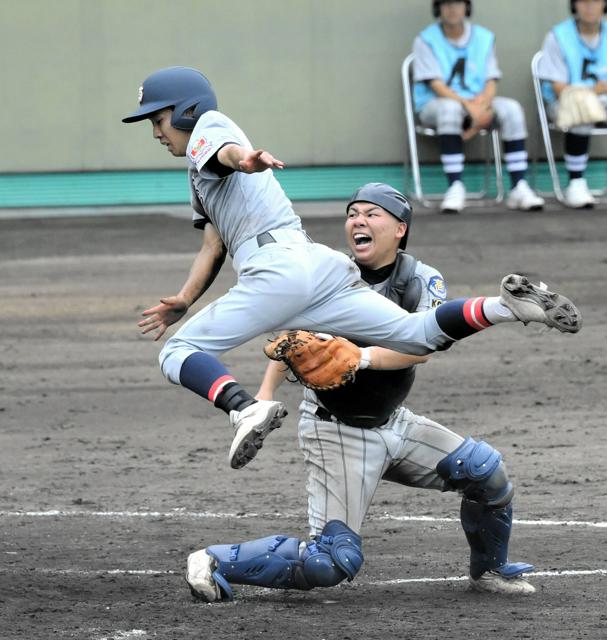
531, 50, 607, 203
401, 53, 504, 208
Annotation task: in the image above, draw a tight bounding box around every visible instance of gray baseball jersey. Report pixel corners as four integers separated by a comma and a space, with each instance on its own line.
187, 111, 302, 258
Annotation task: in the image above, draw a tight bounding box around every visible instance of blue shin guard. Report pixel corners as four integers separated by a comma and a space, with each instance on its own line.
461, 499, 533, 580
437, 437, 533, 580
205, 520, 363, 592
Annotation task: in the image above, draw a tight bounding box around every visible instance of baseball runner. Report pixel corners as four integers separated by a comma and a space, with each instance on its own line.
122, 67, 580, 474
413, 0, 545, 213
185, 184, 537, 601
538, 0, 607, 208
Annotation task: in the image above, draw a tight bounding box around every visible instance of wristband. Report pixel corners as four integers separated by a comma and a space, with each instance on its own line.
359, 347, 372, 370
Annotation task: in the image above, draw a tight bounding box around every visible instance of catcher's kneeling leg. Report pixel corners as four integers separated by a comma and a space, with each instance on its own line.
436, 437, 534, 580
204, 520, 363, 600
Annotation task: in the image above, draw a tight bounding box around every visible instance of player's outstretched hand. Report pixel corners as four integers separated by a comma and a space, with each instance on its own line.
138, 296, 189, 341
238, 149, 285, 173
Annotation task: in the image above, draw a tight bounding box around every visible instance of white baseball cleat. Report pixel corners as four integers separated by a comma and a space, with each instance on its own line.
228, 400, 287, 469
506, 180, 545, 211
564, 178, 595, 209
186, 549, 222, 602
500, 274, 582, 333
469, 571, 536, 595
440, 180, 466, 214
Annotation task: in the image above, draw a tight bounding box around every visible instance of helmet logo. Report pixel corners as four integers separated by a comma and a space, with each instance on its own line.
137, 85, 144, 105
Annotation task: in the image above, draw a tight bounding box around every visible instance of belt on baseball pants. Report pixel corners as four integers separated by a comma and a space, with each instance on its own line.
233, 229, 312, 271
315, 406, 335, 422
314, 405, 390, 429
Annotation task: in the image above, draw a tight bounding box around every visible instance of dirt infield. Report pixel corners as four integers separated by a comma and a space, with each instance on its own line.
1, 204, 606, 640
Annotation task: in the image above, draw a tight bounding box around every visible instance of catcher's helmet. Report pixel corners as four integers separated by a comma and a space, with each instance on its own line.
433, 0, 472, 18
122, 67, 217, 131
347, 183, 413, 250
570, 0, 607, 13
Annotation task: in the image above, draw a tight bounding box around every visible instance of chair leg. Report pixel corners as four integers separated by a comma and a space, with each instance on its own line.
491, 129, 504, 203
404, 124, 430, 207
537, 102, 565, 203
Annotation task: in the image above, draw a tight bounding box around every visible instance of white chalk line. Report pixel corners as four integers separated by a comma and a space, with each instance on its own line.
1, 566, 605, 586
368, 569, 607, 586
1, 509, 606, 528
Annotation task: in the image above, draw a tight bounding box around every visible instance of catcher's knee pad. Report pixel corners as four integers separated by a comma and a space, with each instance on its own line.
301, 520, 364, 587
205, 521, 363, 592
436, 436, 514, 507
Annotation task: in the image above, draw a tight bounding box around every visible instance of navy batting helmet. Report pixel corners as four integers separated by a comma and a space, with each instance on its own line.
347, 183, 413, 250
570, 0, 607, 13
433, 0, 472, 18
122, 67, 217, 131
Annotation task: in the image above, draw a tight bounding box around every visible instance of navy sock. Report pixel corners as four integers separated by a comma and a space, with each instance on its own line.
503, 139, 527, 188
439, 134, 464, 185
434, 297, 492, 341
179, 352, 255, 414
565, 133, 590, 181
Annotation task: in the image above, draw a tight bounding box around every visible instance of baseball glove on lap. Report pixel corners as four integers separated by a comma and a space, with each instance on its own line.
557, 86, 607, 129
264, 330, 362, 390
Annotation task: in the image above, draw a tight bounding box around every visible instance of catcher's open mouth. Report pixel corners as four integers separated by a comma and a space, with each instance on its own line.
353, 233, 372, 246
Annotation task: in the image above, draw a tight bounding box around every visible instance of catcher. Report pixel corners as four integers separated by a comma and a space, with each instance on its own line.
538, 0, 607, 208
185, 184, 539, 601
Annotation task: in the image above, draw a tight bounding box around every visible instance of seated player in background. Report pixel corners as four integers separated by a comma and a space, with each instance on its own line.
538, 0, 607, 208
413, 0, 544, 213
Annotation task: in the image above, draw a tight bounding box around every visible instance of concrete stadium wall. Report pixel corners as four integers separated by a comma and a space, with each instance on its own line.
5, 0, 602, 173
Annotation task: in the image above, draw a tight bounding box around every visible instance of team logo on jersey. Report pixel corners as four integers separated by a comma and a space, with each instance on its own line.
190, 136, 212, 159
137, 85, 144, 104
428, 276, 447, 300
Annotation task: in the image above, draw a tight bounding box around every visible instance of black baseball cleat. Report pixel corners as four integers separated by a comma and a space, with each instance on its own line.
500, 274, 582, 334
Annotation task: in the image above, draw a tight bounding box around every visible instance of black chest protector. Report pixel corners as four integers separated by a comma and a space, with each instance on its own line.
315, 252, 423, 428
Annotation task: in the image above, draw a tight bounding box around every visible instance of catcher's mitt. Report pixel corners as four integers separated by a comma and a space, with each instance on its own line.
264, 330, 363, 391
557, 86, 607, 129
